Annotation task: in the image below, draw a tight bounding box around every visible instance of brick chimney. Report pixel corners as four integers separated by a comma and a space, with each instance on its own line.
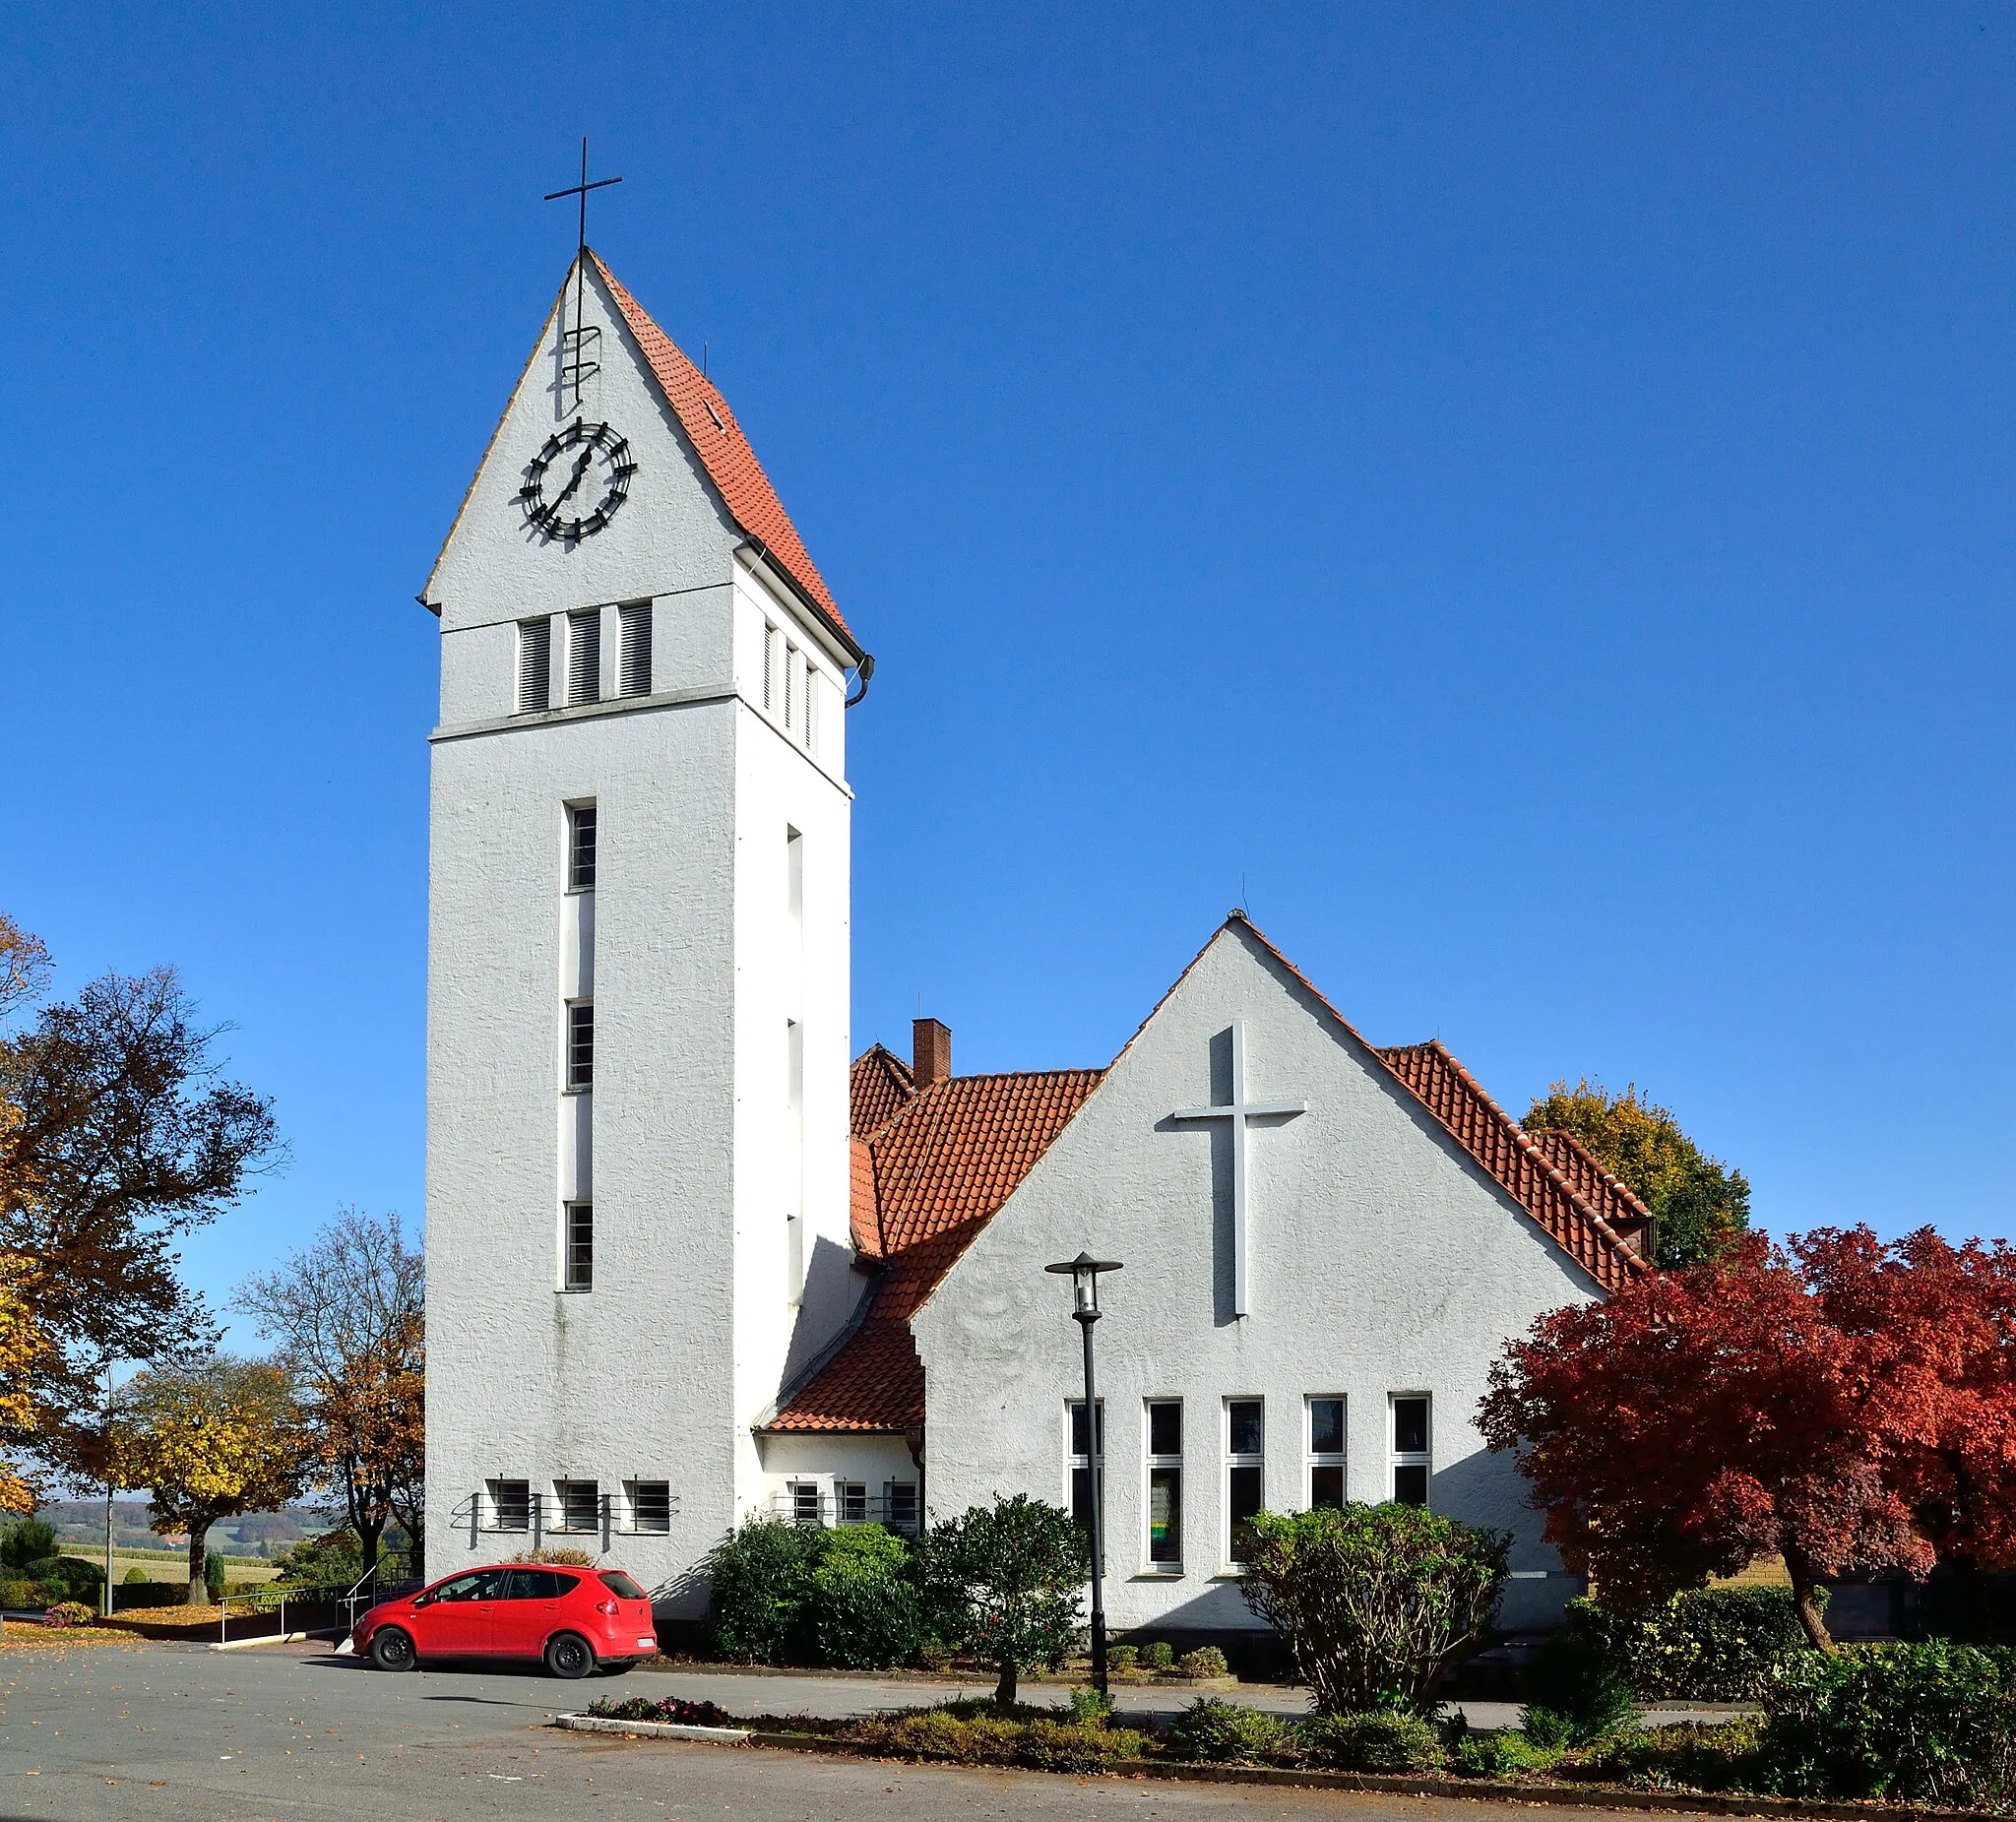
913, 1017, 952, 1089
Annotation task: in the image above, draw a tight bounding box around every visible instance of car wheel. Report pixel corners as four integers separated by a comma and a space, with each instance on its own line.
369, 1628, 416, 1672
544, 1632, 595, 1679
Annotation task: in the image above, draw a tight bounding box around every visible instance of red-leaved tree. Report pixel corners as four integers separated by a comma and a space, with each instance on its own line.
1480, 1233, 1933, 1650
1800, 1226, 2016, 1627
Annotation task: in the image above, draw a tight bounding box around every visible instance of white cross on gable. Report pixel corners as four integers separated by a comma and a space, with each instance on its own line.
1170, 1021, 1305, 1317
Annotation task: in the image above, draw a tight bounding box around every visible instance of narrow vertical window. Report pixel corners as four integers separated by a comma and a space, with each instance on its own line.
1226, 1399, 1263, 1563
763, 623, 780, 712
1390, 1395, 1431, 1506
567, 1002, 595, 1090
518, 618, 551, 713
1067, 1400, 1103, 1539
563, 1203, 593, 1290
788, 1481, 821, 1527
618, 601, 653, 697
802, 661, 817, 750
884, 1480, 918, 1535
568, 609, 601, 706
1307, 1397, 1346, 1510
1146, 1399, 1183, 1567
838, 1482, 867, 1525
784, 642, 799, 730
567, 804, 597, 891
785, 1017, 804, 1301
626, 1479, 671, 1534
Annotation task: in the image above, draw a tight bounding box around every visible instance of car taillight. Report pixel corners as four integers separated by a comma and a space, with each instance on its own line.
595, 1599, 618, 1615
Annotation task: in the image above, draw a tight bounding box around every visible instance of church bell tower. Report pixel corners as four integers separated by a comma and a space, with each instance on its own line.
418, 247, 869, 1606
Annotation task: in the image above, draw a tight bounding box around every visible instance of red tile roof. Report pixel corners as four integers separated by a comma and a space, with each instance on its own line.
766, 915, 1649, 1433
590, 252, 860, 655
850, 1044, 915, 1144
767, 1067, 1102, 1432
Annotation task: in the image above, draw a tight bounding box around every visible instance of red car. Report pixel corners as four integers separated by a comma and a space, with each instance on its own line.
353, 1564, 658, 1678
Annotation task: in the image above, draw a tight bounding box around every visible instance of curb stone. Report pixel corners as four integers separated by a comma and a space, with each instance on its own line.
554, 1718, 2001, 1822
555, 1714, 751, 1744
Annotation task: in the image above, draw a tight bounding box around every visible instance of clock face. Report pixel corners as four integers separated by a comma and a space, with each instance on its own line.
518, 418, 636, 542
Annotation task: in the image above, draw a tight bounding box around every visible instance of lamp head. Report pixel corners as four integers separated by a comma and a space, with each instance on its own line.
1045, 1251, 1123, 1320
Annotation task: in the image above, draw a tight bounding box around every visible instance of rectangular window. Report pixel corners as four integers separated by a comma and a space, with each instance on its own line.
788, 1480, 821, 1526
568, 609, 601, 706
802, 661, 816, 750
1390, 1395, 1431, 1506
1146, 1399, 1182, 1567
567, 804, 597, 891
487, 1478, 531, 1532
518, 618, 551, 713
762, 623, 780, 712
884, 1480, 918, 1534
626, 1479, 671, 1534
618, 601, 653, 696
563, 1203, 593, 1291
838, 1481, 867, 1525
567, 1002, 594, 1090
554, 1479, 599, 1533
1226, 1398, 1263, 1563
785, 643, 800, 730
1307, 1396, 1346, 1510
1067, 1400, 1104, 1536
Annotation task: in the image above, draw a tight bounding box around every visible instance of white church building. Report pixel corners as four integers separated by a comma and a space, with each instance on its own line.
420, 250, 1654, 1645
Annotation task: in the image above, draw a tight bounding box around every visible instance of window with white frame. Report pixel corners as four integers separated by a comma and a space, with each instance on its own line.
626, 1479, 671, 1534
1066, 1399, 1103, 1537
562, 1203, 593, 1292
787, 1480, 821, 1526
1146, 1399, 1182, 1568
1390, 1395, 1431, 1506
566, 1001, 594, 1090
618, 601, 653, 697
837, 1481, 867, 1525
1226, 1398, 1263, 1563
801, 660, 816, 749
763, 623, 781, 713
567, 803, 597, 892
1307, 1396, 1346, 1510
486, 1477, 531, 1532
554, 1478, 599, 1533
569, 608, 601, 706
518, 618, 552, 713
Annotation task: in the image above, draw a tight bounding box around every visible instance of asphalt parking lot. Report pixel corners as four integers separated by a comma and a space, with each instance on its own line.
0, 1638, 1723, 1822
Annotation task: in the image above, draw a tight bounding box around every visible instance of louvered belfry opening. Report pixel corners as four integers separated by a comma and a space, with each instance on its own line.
569, 609, 601, 707
619, 601, 653, 697
517, 618, 551, 714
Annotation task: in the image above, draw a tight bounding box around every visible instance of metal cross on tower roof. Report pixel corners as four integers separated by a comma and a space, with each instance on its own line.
544, 140, 624, 411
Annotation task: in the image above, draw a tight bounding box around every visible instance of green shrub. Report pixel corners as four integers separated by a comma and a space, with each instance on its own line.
922, 1495, 1088, 1709
0, 1520, 56, 1572
1239, 1503, 1508, 1713
916, 1637, 953, 1671
1105, 1644, 1138, 1673
1520, 1706, 1574, 1749
805, 1525, 922, 1669
1526, 1611, 1637, 1743
111, 1580, 190, 1610
268, 1529, 367, 1591
1067, 1684, 1112, 1723
1754, 1640, 2016, 1809
122, 1566, 148, 1584
1309, 1709, 1446, 1772
705, 1519, 822, 1663
204, 1549, 226, 1602
1574, 1588, 1817, 1702
1164, 1697, 1292, 1762
845, 1708, 1142, 1771
1141, 1640, 1174, 1670
1582, 1719, 1763, 1792
1178, 1645, 1228, 1678
1455, 1729, 1560, 1778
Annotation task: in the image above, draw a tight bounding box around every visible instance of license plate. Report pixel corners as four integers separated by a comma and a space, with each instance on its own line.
637, 1637, 656, 1648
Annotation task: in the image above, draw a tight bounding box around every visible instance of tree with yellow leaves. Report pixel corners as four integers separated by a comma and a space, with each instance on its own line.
0, 1250, 48, 1514
113, 1356, 308, 1602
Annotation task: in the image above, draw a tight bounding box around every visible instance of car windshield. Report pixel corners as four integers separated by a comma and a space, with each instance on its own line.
598, 1570, 647, 1600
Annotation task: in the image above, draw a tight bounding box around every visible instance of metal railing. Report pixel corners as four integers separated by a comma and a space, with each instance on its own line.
218, 1565, 423, 1648
767, 1490, 919, 1537
450, 1488, 680, 1553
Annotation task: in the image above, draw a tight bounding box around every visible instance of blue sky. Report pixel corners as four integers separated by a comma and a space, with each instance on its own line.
1, 4, 2011, 1351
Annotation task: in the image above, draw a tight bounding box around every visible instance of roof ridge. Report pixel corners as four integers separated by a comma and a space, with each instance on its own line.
588, 251, 862, 656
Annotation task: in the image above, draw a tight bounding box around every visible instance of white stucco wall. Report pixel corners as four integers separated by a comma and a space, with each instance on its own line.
424, 260, 858, 1615
912, 921, 1599, 1636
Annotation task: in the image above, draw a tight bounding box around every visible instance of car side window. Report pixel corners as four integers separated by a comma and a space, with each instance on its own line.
546, 1572, 580, 1598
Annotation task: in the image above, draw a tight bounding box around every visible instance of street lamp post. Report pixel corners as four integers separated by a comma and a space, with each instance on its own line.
1045, 1251, 1121, 1695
